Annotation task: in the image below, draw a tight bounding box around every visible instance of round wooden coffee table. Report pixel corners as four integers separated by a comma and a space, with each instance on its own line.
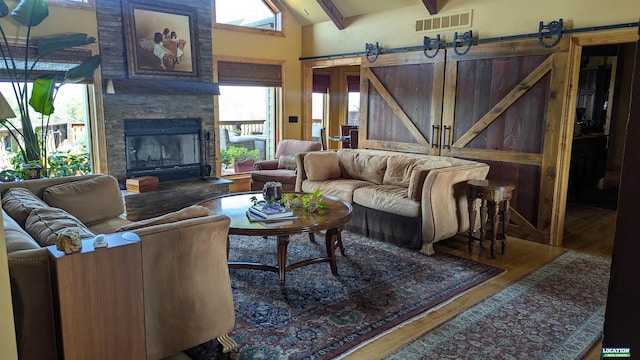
199, 192, 353, 286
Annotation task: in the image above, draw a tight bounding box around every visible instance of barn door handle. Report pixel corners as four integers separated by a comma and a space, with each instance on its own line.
442, 125, 451, 149
431, 125, 441, 148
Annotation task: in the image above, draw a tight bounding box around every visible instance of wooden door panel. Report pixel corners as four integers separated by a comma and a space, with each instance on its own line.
360, 51, 445, 153
444, 39, 570, 242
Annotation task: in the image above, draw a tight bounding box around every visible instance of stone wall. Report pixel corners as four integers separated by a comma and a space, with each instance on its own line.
95, 0, 216, 182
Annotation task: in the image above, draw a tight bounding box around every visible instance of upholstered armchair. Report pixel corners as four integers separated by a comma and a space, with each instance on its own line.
250, 139, 322, 191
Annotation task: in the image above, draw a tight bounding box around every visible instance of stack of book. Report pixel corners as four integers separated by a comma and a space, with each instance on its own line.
247, 203, 297, 222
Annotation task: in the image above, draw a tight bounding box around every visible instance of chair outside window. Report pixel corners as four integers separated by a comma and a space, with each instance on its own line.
340, 125, 358, 149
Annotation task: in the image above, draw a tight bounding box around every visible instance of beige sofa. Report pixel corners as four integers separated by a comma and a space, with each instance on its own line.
1, 174, 235, 360
295, 149, 490, 255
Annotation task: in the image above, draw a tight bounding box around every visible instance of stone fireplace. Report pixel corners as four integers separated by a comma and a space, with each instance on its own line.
123, 118, 205, 181
96, 0, 217, 183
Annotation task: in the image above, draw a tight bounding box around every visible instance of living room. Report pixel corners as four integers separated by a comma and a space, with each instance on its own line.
1, 0, 640, 359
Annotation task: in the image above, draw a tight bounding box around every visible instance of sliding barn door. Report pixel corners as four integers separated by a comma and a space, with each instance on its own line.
441, 39, 572, 243
359, 39, 573, 244
360, 51, 446, 154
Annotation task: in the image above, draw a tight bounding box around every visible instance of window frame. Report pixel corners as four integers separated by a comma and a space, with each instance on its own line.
212, 0, 284, 36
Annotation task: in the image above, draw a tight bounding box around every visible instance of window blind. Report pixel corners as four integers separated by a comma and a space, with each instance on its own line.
313, 74, 330, 93
217, 61, 282, 87
0, 46, 94, 83
347, 75, 360, 93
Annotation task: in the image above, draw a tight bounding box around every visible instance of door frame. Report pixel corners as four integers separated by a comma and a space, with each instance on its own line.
550, 29, 639, 246
302, 57, 362, 142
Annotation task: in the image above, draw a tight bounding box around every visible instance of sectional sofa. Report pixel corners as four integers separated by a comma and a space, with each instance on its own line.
295, 149, 490, 255
1, 174, 234, 360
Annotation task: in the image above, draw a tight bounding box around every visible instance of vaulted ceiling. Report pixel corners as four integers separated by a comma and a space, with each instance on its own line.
279, 0, 439, 29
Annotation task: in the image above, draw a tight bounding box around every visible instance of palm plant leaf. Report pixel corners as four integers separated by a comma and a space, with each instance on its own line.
37, 33, 96, 57
63, 55, 101, 84
10, 0, 48, 27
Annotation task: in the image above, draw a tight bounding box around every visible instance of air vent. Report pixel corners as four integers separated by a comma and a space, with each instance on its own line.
415, 10, 472, 33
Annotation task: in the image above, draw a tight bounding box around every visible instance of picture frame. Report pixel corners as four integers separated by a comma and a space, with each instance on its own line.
123, 0, 200, 79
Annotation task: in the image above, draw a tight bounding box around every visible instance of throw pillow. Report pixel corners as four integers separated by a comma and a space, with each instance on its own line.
383, 156, 425, 187
43, 175, 124, 225
304, 151, 341, 181
1, 187, 50, 228
25, 207, 95, 247
115, 204, 212, 232
277, 155, 297, 170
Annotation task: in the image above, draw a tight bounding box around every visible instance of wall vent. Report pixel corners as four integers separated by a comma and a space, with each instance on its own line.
415, 10, 472, 33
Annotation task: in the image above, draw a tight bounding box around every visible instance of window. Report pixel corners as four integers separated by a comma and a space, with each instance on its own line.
0, 82, 93, 176
218, 86, 275, 174
346, 75, 360, 125
214, 0, 282, 32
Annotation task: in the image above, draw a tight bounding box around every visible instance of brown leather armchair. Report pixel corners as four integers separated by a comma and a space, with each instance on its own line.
250, 139, 322, 191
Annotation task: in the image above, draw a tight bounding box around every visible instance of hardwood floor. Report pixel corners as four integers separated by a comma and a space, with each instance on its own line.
344, 203, 615, 359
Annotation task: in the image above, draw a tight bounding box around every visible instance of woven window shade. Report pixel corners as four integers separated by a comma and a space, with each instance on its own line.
0, 46, 94, 83
313, 74, 330, 93
347, 75, 360, 93
217, 61, 282, 87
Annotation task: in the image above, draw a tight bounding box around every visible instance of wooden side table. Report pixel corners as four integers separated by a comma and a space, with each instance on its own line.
466, 179, 516, 259
47, 233, 146, 360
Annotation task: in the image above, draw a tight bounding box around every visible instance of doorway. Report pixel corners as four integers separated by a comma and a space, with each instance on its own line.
564, 42, 635, 244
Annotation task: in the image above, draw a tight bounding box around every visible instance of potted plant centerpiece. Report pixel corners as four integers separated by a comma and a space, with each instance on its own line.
0, 0, 101, 179
220, 146, 260, 173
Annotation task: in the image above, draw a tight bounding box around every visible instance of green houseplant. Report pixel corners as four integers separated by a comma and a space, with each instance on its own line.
220, 146, 260, 172
0, 0, 101, 177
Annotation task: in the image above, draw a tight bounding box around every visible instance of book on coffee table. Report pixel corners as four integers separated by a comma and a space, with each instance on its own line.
245, 211, 298, 223
249, 203, 295, 219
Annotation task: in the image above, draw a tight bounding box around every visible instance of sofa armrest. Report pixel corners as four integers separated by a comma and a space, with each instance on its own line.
130, 214, 234, 359
294, 152, 310, 191
8, 248, 58, 360
420, 163, 490, 253
254, 159, 278, 170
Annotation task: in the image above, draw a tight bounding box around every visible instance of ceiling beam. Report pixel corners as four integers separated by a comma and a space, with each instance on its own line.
316, 0, 345, 30
422, 0, 438, 15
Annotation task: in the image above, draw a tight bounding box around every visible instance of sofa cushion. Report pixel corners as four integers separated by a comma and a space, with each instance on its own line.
301, 178, 371, 203
1, 188, 50, 228
3, 209, 41, 253
25, 207, 95, 247
353, 185, 421, 218
337, 150, 388, 184
251, 169, 297, 184
42, 175, 124, 225
277, 155, 297, 170
115, 205, 212, 232
304, 152, 341, 181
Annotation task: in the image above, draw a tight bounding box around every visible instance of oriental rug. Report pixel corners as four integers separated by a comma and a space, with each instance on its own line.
185, 231, 504, 360
383, 251, 610, 360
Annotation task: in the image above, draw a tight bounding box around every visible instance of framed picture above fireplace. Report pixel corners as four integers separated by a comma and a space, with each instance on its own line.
123, 0, 200, 79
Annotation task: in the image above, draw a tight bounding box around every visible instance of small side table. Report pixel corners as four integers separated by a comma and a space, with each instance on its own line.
47, 233, 146, 359
466, 179, 516, 258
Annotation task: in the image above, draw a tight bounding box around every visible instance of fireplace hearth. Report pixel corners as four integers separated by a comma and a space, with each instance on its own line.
124, 118, 204, 182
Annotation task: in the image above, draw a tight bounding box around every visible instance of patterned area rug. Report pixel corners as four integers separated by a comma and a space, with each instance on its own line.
384, 251, 610, 360
185, 231, 504, 360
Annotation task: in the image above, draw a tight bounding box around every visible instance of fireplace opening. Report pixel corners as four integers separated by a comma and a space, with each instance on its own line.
124, 118, 203, 182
